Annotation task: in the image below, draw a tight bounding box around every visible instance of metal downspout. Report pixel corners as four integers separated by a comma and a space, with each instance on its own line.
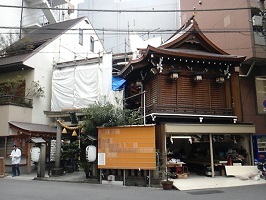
209, 134, 215, 177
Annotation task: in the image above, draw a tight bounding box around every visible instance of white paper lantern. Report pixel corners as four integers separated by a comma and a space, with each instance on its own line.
30, 147, 40, 162
86, 145, 96, 162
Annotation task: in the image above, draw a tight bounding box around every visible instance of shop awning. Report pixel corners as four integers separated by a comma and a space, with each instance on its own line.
28, 137, 46, 143
165, 123, 255, 135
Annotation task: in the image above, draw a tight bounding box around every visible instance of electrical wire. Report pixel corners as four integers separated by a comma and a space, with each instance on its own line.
0, 26, 258, 34
0, 4, 252, 13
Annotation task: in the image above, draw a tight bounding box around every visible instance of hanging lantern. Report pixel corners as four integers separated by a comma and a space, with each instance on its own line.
30, 147, 40, 162
86, 145, 96, 162
216, 76, 225, 83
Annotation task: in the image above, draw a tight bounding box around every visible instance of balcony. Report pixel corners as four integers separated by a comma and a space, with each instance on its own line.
22, 13, 49, 32
24, 0, 64, 25
0, 96, 33, 108
145, 104, 234, 116
50, 0, 68, 7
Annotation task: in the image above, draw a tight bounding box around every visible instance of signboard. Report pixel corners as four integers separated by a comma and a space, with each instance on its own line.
255, 77, 266, 114
98, 125, 156, 170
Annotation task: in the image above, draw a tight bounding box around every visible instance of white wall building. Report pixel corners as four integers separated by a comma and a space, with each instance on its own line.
0, 16, 107, 173
0, 0, 83, 47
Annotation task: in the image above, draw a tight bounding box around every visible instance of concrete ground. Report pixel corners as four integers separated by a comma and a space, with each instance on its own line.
2, 169, 266, 191
171, 173, 266, 190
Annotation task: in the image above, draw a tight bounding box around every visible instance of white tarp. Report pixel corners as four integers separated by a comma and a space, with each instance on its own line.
74, 64, 99, 108
51, 68, 75, 110
51, 54, 116, 111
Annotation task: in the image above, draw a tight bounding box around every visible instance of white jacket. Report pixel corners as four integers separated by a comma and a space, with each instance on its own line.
10, 148, 21, 165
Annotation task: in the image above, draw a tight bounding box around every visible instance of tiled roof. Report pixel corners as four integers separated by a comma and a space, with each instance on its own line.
9, 121, 56, 134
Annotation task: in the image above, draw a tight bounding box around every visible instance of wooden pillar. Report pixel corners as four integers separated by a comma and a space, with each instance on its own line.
26, 140, 31, 173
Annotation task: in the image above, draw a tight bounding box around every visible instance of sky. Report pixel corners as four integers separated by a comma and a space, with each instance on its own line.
78, 0, 181, 54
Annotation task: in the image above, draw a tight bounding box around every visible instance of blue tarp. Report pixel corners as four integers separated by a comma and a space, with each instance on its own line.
112, 77, 126, 91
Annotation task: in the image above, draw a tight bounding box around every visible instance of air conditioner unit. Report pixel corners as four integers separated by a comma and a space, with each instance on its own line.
252, 15, 262, 26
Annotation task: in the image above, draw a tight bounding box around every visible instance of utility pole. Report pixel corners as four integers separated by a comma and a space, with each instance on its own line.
19, 0, 24, 39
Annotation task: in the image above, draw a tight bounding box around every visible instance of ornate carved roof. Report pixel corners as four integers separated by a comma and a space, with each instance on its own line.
118, 16, 246, 79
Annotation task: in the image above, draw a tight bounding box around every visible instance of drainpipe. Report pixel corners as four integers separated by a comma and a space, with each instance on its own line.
239, 60, 256, 77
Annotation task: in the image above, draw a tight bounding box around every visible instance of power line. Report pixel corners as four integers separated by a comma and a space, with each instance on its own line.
0, 4, 252, 13
0, 26, 257, 34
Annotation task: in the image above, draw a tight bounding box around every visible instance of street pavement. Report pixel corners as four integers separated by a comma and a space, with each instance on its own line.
2, 170, 94, 182
1, 171, 266, 200
3, 169, 266, 190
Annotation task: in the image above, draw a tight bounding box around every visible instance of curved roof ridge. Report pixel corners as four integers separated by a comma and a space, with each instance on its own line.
159, 15, 229, 55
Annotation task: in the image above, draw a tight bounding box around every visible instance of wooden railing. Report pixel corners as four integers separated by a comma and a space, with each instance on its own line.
145, 104, 234, 116
0, 95, 33, 108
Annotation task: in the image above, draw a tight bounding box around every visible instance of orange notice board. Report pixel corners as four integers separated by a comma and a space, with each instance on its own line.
98, 125, 156, 170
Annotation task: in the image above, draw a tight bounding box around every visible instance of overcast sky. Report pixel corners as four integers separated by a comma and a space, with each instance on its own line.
78, 0, 180, 54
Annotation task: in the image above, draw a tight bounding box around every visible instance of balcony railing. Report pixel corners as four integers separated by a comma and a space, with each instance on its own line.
22, 13, 49, 29
0, 96, 33, 108
145, 104, 234, 116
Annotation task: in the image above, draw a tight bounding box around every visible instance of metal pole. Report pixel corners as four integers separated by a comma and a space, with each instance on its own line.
143, 90, 146, 125
19, 0, 24, 39
209, 134, 214, 177
148, 170, 151, 187
123, 169, 126, 186
250, 134, 255, 165
99, 169, 102, 184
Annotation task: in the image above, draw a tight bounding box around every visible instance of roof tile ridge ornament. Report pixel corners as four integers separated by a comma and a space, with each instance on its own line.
190, 13, 196, 23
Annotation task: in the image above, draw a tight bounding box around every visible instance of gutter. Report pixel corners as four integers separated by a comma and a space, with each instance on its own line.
146, 113, 237, 123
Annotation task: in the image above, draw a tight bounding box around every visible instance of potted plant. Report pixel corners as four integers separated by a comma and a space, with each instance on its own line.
159, 152, 175, 190
160, 165, 174, 190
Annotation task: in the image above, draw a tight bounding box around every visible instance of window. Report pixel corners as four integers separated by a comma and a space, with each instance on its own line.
90, 36, 94, 52
79, 28, 83, 45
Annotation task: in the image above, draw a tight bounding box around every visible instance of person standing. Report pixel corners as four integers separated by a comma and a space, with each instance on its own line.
10, 144, 21, 177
